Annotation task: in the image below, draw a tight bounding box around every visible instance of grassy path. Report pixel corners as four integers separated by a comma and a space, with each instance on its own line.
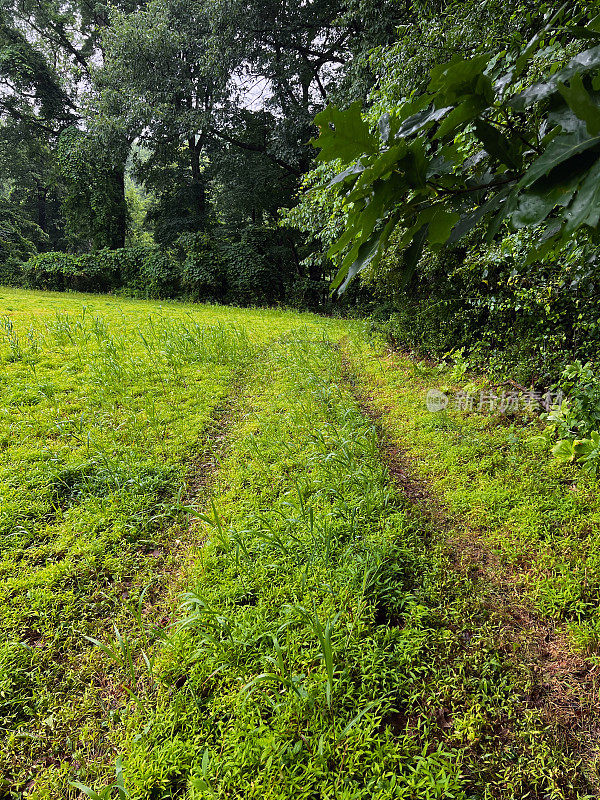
345, 337, 600, 787
0, 290, 344, 798
1, 290, 598, 798
41, 329, 592, 798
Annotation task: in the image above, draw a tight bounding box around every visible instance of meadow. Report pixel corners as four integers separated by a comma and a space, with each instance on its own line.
1, 288, 599, 799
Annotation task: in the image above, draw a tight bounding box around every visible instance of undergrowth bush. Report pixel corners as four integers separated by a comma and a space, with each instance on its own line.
0, 257, 23, 287
533, 361, 600, 476
221, 225, 296, 306
23, 249, 131, 293
15, 225, 320, 307
366, 229, 600, 385
178, 232, 226, 301
21, 247, 182, 298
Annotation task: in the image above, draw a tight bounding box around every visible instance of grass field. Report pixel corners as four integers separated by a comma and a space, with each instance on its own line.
1, 288, 599, 799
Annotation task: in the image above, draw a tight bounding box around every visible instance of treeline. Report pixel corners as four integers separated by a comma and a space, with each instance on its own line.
0, 0, 404, 308
4, 0, 600, 381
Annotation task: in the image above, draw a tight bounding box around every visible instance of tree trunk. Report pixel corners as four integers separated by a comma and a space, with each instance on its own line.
36, 183, 48, 234
111, 166, 127, 249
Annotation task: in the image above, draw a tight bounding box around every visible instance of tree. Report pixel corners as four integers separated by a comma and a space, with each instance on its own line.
93, 0, 409, 242
57, 127, 129, 250
311, 2, 600, 293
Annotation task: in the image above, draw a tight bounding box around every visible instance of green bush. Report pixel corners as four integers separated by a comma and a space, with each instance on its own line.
21, 247, 181, 298
24, 252, 84, 292
0, 258, 23, 287
366, 229, 600, 384
286, 276, 330, 311
15, 227, 342, 310
178, 232, 226, 301
138, 249, 180, 298
222, 225, 296, 306
23, 250, 121, 292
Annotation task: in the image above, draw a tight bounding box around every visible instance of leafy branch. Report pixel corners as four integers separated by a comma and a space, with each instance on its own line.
310, 5, 600, 293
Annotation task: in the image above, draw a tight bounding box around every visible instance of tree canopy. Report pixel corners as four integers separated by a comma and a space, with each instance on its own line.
311, 2, 600, 293
3, 0, 600, 330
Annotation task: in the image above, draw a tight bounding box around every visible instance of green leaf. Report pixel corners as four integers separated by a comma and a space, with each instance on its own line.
558, 74, 600, 136
473, 120, 522, 170
428, 54, 491, 105
350, 144, 407, 197
518, 126, 600, 189
428, 208, 459, 245
510, 44, 600, 111
511, 191, 556, 228
346, 176, 404, 245
326, 162, 364, 188
510, 165, 583, 228
573, 437, 597, 458
69, 783, 105, 800
425, 150, 457, 178
334, 214, 399, 295
395, 105, 452, 140
399, 140, 428, 189
551, 439, 574, 463
447, 186, 512, 244
333, 235, 379, 293
434, 96, 486, 139
311, 102, 377, 164
524, 223, 563, 264
485, 188, 518, 244
563, 157, 600, 232
561, 25, 600, 42
327, 220, 359, 259
399, 223, 429, 287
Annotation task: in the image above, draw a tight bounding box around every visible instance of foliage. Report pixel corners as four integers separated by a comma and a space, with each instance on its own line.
366, 226, 600, 382
19, 247, 181, 296
137, 249, 180, 299
280, 161, 348, 282
0, 197, 48, 284
1, 0, 405, 298
57, 128, 128, 251
219, 225, 296, 306
177, 232, 226, 301
532, 361, 600, 475
311, 4, 600, 294
124, 178, 153, 247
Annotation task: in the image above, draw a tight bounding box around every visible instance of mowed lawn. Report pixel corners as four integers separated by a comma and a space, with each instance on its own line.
1, 288, 598, 799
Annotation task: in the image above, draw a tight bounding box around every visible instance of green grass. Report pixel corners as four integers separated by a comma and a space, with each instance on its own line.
350, 339, 600, 632
0, 288, 598, 798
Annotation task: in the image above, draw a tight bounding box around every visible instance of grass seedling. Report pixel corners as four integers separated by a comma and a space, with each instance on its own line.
84, 626, 144, 708
70, 757, 129, 799
294, 601, 338, 710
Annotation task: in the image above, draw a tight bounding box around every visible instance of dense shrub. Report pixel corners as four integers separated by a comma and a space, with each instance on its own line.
365, 229, 600, 384
137, 249, 180, 298
20, 247, 181, 298
0, 258, 23, 287
286, 276, 330, 311
22, 251, 120, 293
178, 232, 226, 301
221, 225, 297, 306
